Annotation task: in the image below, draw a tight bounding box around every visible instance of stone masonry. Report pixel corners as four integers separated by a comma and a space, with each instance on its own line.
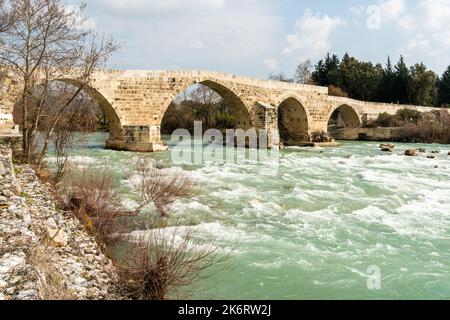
0, 69, 441, 151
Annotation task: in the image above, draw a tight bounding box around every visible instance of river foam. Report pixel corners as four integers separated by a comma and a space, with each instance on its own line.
66, 136, 450, 300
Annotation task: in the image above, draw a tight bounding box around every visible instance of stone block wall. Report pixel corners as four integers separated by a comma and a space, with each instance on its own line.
2, 69, 445, 151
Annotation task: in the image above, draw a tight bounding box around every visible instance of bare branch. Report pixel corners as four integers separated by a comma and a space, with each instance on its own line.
132, 157, 196, 218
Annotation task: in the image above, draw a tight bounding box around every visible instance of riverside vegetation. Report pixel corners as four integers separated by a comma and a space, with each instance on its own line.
0, 0, 222, 300
367, 108, 450, 144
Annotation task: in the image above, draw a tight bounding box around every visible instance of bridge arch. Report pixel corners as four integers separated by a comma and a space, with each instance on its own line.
276, 95, 311, 145
159, 79, 253, 134
56, 78, 123, 143
327, 104, 361, 137
158, 78, 254, 143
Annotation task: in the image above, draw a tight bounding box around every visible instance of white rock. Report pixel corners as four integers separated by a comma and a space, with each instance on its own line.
46, 227, 69, 247
16, 289, 37, 300
0, 252, 26, 275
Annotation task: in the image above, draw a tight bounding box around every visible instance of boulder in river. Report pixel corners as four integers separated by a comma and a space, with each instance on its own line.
405, 149, 418, 157
418, 148, 426, 153
380, 144, 395, 150
381, 147, 393, 152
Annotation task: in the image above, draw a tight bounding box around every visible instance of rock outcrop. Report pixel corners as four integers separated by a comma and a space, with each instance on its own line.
0, 143, 121, 300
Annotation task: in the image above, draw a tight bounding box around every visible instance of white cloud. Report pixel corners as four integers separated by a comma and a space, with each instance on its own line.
189, 40, 205, 50
378, 0, 407, 21
352, 0, 407, 28
264, 58, 278, 71
414, 0, 450, 32
349, 6, 365, 17
347, 0, 450, 72
359, 0, 450, 32
282, 10, 345, 59
403, 31, 450, 57
397, 14, 415, 31
395, 0, 450, 70
100, 0, 225, 14
87, 0, 282, 77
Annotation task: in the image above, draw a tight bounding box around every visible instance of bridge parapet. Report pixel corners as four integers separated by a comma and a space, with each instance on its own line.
328, 95, 437, 112
91, 69, 329, 94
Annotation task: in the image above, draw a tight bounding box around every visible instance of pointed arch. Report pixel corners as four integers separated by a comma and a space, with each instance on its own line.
327, 104, 361, 130
160, 79, 253, 133
277, 96, 311, 144
56, 78, 123, 141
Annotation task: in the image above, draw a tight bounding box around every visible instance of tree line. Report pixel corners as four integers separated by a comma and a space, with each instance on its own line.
270, 54, 450, 108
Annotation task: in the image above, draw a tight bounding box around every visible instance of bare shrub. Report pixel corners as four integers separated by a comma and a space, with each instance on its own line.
372, 109, 426, 128
55, 165, 130, 249
372, 112, 400, 127
27, 243, 77, 300
53, 160, 222, 300
399, 113, 450, 144
397, 108, 422, 124
133, 157, 196, 218
116, 224, 221, 300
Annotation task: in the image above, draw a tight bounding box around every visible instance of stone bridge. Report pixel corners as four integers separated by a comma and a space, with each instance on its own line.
0, 69, 439, 151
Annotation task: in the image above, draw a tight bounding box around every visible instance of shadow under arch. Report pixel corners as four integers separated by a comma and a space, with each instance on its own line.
160, 79, 253, 134
327, 104, 361, 138
277, 97, 310, 145
56, 78, 123, 143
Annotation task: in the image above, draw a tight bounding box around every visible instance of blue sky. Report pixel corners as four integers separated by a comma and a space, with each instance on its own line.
68, 0, 450, 78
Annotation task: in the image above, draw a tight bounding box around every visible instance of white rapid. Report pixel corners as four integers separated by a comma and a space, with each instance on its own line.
57, 134, 450, 300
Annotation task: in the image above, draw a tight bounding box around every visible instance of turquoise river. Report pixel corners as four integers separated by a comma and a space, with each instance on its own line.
55, 133, 450, 300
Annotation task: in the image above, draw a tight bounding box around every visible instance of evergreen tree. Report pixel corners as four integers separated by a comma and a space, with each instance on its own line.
311, 59, 328, 85
325, 54, 342, 86
392, 56, 411, 104
408, 63, 438, 106
377, 56, 396, 103
438, 66, 450, 107
312, 53, 342, 86
339, 56, 382, 101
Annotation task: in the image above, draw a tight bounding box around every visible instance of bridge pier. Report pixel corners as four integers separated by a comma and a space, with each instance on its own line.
105, 125, 168, 152
254, 102, 280, 149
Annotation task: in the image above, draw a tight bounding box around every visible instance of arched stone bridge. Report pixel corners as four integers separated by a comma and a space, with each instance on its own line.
0, 69, 438, 151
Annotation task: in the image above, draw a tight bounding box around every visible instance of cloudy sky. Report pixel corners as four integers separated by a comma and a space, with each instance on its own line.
69, 0, 450, 78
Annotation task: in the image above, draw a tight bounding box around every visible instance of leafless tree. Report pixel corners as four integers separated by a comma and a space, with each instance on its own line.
0, 0, 14, 33
0, 0, 118, 170
132, 157, 196, 218
295, 59, 313, 84
189, 84, 221, 128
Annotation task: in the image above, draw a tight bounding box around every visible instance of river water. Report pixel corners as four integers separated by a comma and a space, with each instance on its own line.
56, 133, 450, 300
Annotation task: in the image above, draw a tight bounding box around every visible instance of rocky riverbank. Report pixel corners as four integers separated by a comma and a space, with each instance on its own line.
0, 143, 121, 300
